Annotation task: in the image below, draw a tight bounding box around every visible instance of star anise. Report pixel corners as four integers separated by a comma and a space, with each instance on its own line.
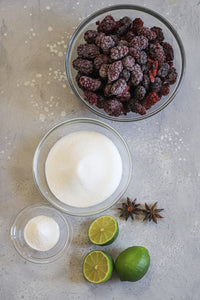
118, 197, 141, 220
142, 202, 164, 224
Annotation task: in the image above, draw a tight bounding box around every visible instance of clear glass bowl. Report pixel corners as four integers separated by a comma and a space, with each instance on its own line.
65, 4, 185, 122
33, 118, 132, 216
10, 203, 73, 264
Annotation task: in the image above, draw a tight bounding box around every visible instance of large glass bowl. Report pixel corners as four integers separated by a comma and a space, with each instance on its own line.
65, 4, 185, 122
33, 118, 132, 216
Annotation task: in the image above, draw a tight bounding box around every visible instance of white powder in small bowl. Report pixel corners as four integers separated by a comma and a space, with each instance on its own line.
24, 215, 60, 251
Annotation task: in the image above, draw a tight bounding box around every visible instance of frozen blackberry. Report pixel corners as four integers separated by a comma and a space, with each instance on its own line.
130, 64, 143, 86
129, 47, 140, 59
116, 90, 131, 102
110, 45, 129, 60
122, 55, 135, 71
133, 86, 146, 100
72, 58, 93, 75
97, 15, 117, 33
103, 99, 123, 116
95, 32, 105, 47
120, 69, 131, 82
162, 42, 174, 61
137, 27, 157, 40
108, 60, 123, 82
132, 18, 144, 34
84, 30, 98, 43
84, 91, 98, 105
141, 74, 150, 90
110, 78, 127, 95
100, 36, 115, 54
96, 94, 106, 108
94, 54, 109, 70
110, 34, 120, 44
157, 63, 170, 78
141, 64, 149, 74
117, 40, 129, 47
149, 43, 166, 65
161, 83, 170, 96
77, 44, 100, 59
79, 76, 102, 91
116, 16, 132, 36
165, 67, 177, 84
99, 64, 109, 79
136, 51, 147, 65
129, 98, 146, 115
142, 92, 159, 109
75, 72, 82, 89
151, 26, 164, 43
129, 35, 148, 50
104, 84, 113, 97
151, 77, 162, 93
125, 31, 135, 42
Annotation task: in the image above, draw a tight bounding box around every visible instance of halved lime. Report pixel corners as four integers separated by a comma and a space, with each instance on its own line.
115, 246, 150, 282
88, 215, 119, 246
83, 250, 114, 284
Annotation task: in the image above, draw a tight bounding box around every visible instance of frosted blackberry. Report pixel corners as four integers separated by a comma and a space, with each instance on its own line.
110, 45, 129, 60
84, 91, 97, 105
110, 78, 127, 95
72, 58, 93, 75
162, 42, 174, 61
149, 43, 166, 65
79, 76, 102, 91
122, 55, 135, 71
157, 63, 170, 78
129, 35, 148, 50
136, 51, 147, 65
103, 99, 123, 116
97, 15, 117, 33
120, 69, 131, 82
108, 61, 123, 82
165, 67, 177, 84
130, 64, 143, 86
151, 26, 164, 43
94, 54, 109, 70
99, 64, 109, 79
151, 77, 162, 93
84, 30, 98, 43
133, 86, 146, 100
77, 44, 100, 59
100, 36, 115, 54
138, 27, 157, 40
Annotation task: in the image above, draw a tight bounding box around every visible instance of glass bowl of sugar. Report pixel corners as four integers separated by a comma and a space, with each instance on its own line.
33, 118, 132, 216
10, 203, 73, 263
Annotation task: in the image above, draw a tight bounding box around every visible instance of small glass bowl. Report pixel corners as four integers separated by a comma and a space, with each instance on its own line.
65, 4, 185, 122
10, 203, 73, 264
33, 118, 132, 216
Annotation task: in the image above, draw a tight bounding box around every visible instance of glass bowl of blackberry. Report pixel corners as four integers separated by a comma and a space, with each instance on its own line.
65, 4, 185, 122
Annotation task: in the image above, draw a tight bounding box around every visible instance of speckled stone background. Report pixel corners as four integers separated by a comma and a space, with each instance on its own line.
0, 0, 200, 299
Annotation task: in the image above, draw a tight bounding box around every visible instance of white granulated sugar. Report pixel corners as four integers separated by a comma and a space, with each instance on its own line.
30, 28, 34, 32
62, 84, 66, 88
4, 33, 7, 37
24, 216, 60, 251
48, 26, 53, 32
32, 32, 36, 37
24, 81, 30, 86
29, 13, 32, 16
0, 150, 5, 154
44, 107, 49, 112
49, 68, 52, 71
47, 81, 50, 85
46, 6, 51, 10
25, 40, 28, 44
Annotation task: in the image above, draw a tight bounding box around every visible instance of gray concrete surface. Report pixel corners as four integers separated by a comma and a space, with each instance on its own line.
0, 0, 200, 299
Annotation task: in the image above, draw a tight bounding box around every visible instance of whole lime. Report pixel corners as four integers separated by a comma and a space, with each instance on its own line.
115, 246, 150, 282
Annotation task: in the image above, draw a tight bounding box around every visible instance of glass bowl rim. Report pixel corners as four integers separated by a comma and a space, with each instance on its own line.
10, 202, 73, 264
32, 118, 132, 216
65, 4, 186, 122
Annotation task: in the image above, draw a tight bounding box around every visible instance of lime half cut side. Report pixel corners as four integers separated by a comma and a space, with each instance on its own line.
88, 215, 119, 246
83, 250, 114, 284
